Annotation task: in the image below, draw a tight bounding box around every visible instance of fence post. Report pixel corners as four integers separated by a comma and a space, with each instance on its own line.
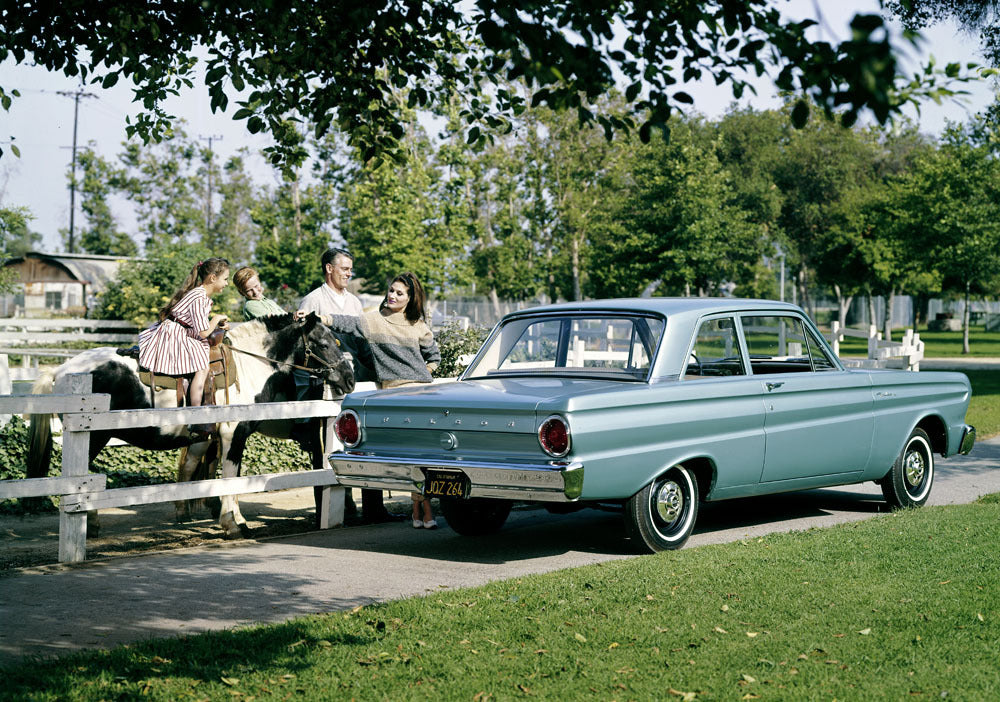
0, 354, 10, 425
867, 325, 878, 360
318, 417, 345, 529
56, 372, 92, 563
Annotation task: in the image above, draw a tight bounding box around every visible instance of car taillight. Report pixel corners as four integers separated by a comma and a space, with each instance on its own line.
334, 410, 361, 447
538, 415, 570, 457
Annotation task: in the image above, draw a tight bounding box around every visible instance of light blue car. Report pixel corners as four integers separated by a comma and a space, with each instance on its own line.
331, 299, 975, 552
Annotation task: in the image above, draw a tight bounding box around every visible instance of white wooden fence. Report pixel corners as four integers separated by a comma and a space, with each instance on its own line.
0, 372, 354, 564
0, 317, 139, 380
828, 322, 924, 371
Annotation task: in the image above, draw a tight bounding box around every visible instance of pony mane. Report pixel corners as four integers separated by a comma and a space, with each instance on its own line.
227, 314, 288, 357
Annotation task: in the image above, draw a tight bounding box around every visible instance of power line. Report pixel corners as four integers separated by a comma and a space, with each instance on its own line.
56, 89, 96, 253
200, 134, 223, 231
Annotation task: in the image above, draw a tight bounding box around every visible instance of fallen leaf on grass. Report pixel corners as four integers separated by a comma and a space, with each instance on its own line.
221, 677, 240, 686
721, 604, 729, 612
858, 628, 872, 636
977, 613, 985, 622
668, 688, 697, 701
714, 627, 728, 634
741, 674, 756, 683
746, 632, 759, 638
574, 633, 587, 643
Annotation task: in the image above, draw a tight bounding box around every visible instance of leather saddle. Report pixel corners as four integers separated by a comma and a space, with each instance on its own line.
118, 332, 239, 407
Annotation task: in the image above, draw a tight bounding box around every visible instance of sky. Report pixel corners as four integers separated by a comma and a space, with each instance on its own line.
0, 1, 996, 253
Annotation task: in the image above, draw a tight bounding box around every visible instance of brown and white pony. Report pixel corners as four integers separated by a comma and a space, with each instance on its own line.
27, 313, 354, 538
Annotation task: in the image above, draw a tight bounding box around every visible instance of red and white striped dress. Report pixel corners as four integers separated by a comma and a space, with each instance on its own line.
138, 287, 211, 375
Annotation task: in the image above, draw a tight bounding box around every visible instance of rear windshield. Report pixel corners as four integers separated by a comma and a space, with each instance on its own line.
463, 314, 665, 381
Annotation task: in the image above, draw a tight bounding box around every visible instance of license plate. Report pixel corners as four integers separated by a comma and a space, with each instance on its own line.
424, 470, 470, 499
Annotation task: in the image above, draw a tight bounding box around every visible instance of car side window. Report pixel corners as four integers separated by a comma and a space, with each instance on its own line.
804, 325, 838, 370
499, 319, 562, 369
742, 315, 813, 374
685, 317, 745, 379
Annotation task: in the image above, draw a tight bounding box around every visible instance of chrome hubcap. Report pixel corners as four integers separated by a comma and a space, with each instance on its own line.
655, 480, 683, 523
904, 447, 925, 487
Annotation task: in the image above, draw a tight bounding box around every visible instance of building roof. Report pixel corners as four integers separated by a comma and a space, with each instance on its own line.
2, 251, 144, 293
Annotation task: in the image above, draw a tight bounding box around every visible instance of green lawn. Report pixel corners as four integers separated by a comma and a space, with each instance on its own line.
836, 326, 1000, 357
3, 497, 999, 701
966, 370, 1000, 439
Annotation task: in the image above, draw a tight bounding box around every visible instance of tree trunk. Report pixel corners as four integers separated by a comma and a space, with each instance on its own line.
832, 284, 852, 329
963, 282, 971, 355
867, 294, 877, 330
571, 235, 581, 301
489, 287, 501, 321
882, 288, 895, 342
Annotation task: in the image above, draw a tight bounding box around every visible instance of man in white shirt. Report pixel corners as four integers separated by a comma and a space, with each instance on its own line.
299, 248, 401, 524
299, 248, 364, 319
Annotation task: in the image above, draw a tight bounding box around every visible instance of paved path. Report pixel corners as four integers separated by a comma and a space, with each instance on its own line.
2, 436, 998, 667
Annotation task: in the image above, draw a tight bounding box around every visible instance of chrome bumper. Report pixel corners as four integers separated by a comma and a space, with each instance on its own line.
329, 451, 584, 502
959, 424, 976, 455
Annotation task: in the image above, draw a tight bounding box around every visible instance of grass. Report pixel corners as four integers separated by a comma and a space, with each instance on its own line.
3, 497, 999, 701
965, 370, 1000, 439
836, 326, 1000, 357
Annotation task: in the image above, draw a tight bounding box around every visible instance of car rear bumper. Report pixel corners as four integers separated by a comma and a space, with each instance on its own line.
329, 451, 585, 502
959, 424, 976, 455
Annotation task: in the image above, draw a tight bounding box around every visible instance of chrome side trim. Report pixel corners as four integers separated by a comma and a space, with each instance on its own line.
959, 424, 976, 455
329, 452, 584, 502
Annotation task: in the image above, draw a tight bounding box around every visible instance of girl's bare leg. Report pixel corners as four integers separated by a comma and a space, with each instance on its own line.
188, 368, 213, 434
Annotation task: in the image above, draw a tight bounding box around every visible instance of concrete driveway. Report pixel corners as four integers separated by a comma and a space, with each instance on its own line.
1, 435, 998, 666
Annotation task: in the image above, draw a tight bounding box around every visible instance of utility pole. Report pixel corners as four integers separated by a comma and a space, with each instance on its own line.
56, 89, 96, 253
199, 134, 223, 231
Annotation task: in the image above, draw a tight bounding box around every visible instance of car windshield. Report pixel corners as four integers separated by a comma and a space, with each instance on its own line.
464, 314, 666, 381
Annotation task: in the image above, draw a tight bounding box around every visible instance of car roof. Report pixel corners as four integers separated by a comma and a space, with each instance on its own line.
503, 297, 804, 321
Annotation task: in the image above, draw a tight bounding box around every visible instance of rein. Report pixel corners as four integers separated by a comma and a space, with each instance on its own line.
227, 325, 337, 377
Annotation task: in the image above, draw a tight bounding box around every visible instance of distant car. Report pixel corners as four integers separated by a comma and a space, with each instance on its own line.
330, 299, 976, 552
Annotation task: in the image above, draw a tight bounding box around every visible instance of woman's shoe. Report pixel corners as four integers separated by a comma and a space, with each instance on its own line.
412, 519, 423, 529
422, 519, 438, 530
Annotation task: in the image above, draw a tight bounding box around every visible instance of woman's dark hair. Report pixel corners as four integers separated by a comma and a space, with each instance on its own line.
158, 257, 230, 322
381, 271, 427, 323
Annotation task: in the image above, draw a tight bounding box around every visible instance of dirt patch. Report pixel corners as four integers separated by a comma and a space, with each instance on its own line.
0, 489, 410, 572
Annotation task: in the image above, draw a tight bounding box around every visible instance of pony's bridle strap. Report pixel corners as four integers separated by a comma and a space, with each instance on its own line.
226, 325, 338, 377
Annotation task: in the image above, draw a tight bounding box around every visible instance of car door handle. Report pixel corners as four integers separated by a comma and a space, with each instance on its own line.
765, 382, 784, 392
875, 391, 896, 398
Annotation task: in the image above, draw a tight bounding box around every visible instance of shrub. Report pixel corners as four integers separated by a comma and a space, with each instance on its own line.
433, 322, 491, 378
0, 414, 312, 516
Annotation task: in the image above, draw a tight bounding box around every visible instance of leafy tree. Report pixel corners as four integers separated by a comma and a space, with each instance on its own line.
590, 118, 762, 298
0, 204, 39, 257
891, 126, 1000, 351
92, 240, 240, 324
0, 204, 39, 293
117, 126, 206, 250
69, 145, 138, 256
887, 1, 1000, 65
771, 103, 885, 319
340, 123, 465, 294
206, 152, 260, 264
1, 1, 973, 172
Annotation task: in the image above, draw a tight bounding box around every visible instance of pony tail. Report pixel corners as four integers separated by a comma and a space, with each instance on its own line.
158, 264, 201, 322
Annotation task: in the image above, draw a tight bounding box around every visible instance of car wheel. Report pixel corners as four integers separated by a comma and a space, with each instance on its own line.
440, 497, 513, 536
624, 464, 699, 553
881, 427, 934, 508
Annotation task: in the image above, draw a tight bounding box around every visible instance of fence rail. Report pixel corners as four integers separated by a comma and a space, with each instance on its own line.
828, 322, 924, 371
0, 372, 351, 563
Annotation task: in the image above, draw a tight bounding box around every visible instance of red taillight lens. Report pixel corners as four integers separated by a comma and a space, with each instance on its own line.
538, 415, 570, 457
335, 410, 361, 447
